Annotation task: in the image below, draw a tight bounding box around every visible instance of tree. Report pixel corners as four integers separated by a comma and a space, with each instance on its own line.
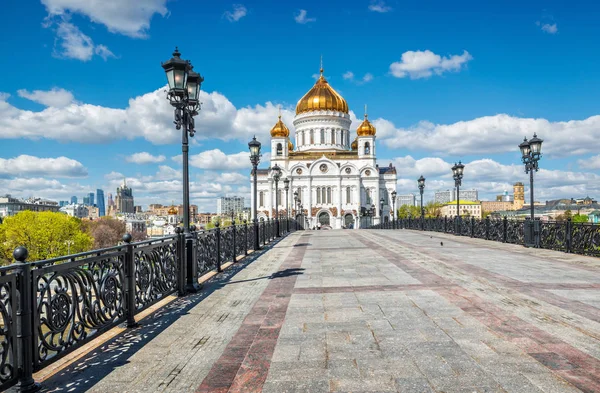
0, 211, 93, 264
82, 217, 126, 249
572, 214, 589, 223
424, 201, 443, 218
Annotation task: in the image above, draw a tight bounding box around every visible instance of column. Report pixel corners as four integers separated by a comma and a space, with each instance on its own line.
267, 179, 273, 218
374, 184, 381, 224
337, 178, 342, 217
307, 178, 312, 218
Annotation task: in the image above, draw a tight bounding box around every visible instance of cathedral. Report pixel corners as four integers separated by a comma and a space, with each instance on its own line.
251, 66, 397, 229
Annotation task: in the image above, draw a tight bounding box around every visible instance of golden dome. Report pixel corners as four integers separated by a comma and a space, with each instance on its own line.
288, 139, 294, 151
168, 206, 178, 215
356, 113, 376, 136
270, 115, 290, 138
351, 137, 358, 150
295, 68, 349, 115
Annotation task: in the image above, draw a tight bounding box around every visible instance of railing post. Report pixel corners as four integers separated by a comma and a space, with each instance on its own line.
232, 219, 237, 263
471, 217, 475, 238
485, 216, 490, 240
262, 221, 265, 245
215, 222, 222, 273
444, 216, 447, 233
503, 216, 508, 243
13, 247, 40, 393
566, 218, 572, 253
186, 226, 200, 292
175, 227, 186, 296
244, 219, 249, 256
122, 234, 139, 328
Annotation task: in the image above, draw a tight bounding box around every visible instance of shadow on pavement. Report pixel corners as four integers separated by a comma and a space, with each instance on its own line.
34, 238, 286, 393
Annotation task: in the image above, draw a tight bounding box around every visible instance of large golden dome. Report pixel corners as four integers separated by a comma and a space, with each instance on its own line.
356, 114, 376, 136
288, 139, 294, 151
351, 137, 358, 150
270, 115, 290, 138
168, 205, 178, 215
296, 68, 349, 115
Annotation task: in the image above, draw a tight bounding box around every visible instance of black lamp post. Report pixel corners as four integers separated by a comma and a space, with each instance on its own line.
371, 203, 376, 227
418, 175, 426, 230
519, 133, 543, 247
391, 190, 397, 229
284, 177, 290, 232
162, 47, 203, 292
272, 164, 282, 237
299, 203, 304, 229
451, 162, 464, 234
379, 197, 385, 225
248, 136, 261, 250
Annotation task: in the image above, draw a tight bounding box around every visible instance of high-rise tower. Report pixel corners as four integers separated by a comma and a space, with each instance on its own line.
513, 182, 525, 209
96, 189, 106, 217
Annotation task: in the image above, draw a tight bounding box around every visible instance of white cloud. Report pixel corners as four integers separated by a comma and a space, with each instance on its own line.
41, 0, 168, 38
578, 154, 600, 170
368, 0, 392, 13
153, 165, 181, 180
540, 23, 558, 34
224, 4, 247, 22
389, 50, 473, 79
17, 88, 74, 108
295, 9, 316, 24
187, 149, 251, 170
378, 113, 600, 157
343, 71, 354, 80
343, 71, 374, 84
0, 155, 87, 178
126, 152, 166, 164
51, 21, 115, 61
363, 73, 374, 83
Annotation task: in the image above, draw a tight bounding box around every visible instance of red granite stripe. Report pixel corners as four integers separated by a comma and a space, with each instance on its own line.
196, 239, 307, 393
293, 283, 457, 294
354, 231, 600, 393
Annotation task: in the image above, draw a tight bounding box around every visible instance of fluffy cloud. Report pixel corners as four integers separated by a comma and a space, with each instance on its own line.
187, 149, 252, 170
41, 0, 168, 38
578, 154, 600, 170
537, 21, 558, 34
389, 50, 473, 79
17, 88, 74, 108
0, 155, 87, 178
377, 114, 600, 157
51, 21, 115, 61
126, 152, 166, 164
295, 9, 316, 24
368, 0, 392, 13
224, 4, 247, 22
343, 71, 374, 84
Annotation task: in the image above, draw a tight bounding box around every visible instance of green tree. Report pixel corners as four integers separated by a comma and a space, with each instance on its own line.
0, 211, 93, 264
572, 214, 589, 223
424, 201, 443, 218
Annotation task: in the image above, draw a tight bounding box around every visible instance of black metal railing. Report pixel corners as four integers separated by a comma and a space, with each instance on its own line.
369, 217, 600, 258
0, 217, 300, 392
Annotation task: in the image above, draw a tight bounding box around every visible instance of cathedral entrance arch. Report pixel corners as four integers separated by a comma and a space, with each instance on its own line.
318, 212, 330, 226
344, 214, 355, 228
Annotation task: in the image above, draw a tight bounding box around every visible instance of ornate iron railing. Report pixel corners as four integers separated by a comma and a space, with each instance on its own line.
370, 217, 599, 258
0, 217, 300, 391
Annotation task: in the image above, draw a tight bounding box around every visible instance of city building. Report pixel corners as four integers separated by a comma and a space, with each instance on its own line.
441, 201, 482, 219
196, 213, 218, 227
435, 189, 479, 204
135, 205, 143, 213
481, 201, 515, 213
217, 196, 245, 216
71, 196, 77, 204
59, 200, 69, 207
83, 196, 90, 205
60, 204, 89, 218
87, 206, 100, 219
147, 204, 199, 219
125, 219, 147, 234
88, 192, 95, 207
0, 195, 61, 217
115, 179, 135, 214
252, 66, 397, 229
96, 189, 106, 217
513, 182, 525, 209
396, 194, 416, 207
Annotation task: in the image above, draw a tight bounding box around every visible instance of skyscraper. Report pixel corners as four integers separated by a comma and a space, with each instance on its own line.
71, 196, 77, 204
83, 196, 90, 205
115, 179, 135, 214
88, 192, 95, 206
97, 189, 106, 217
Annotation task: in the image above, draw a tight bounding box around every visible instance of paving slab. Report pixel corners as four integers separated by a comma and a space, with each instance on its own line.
33, 229, 600, 392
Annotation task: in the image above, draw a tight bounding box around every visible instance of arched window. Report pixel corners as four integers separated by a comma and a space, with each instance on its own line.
297, 187, 302, 202
302, 131, 305, 145
340, 131, 344, 146
310, 130, 314, 144
320, 129, 325, 144
364, 142, 370, 155
322, 188, 327, 204
346, 187, 351, 204
316, 187, 321, 204
366, 189, 371, 205
259, 191, 264, 207
276, 143, 282, 156
331, 129, 335, 145
327, 187, 331, 204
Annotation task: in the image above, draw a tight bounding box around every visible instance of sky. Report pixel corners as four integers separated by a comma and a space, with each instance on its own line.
1, 0, 600, 212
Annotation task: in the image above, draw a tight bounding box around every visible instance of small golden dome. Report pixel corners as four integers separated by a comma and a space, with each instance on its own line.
288, 139, 294, 151
356, 114, 376, 136
296, 68, 349, 115
351, 137, 358, 150
168, 206, 178, 215
270, 115, 290, 138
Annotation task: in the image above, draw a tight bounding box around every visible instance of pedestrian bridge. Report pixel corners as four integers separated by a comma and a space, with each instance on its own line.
22, 230, 600, 392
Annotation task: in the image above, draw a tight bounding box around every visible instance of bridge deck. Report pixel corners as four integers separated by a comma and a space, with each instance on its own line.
38, 230, 600, 393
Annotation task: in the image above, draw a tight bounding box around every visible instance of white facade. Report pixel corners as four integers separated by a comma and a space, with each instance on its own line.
397, 194, 416, 207
60, 204, 89, 218
435, 189, 479, 204
250, 70, 397, 229
441, 202, 482, 219
217, 196, 245, 215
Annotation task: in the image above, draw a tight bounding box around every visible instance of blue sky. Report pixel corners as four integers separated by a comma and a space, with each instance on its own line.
1, 0, 600, 211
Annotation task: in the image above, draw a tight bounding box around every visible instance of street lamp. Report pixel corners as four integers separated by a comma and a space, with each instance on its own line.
391, 190, 397, 229
371, 203, 376, 227
283, 177, 290, 232
272, 164, 282, 237
379, 197, 385, 226
299, 203, 304, 229
162, 47, 203, 292
248, 136, 261, 250
418, 175, 426, 230
519, 133, 543, 247
451, 161, 464, 234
